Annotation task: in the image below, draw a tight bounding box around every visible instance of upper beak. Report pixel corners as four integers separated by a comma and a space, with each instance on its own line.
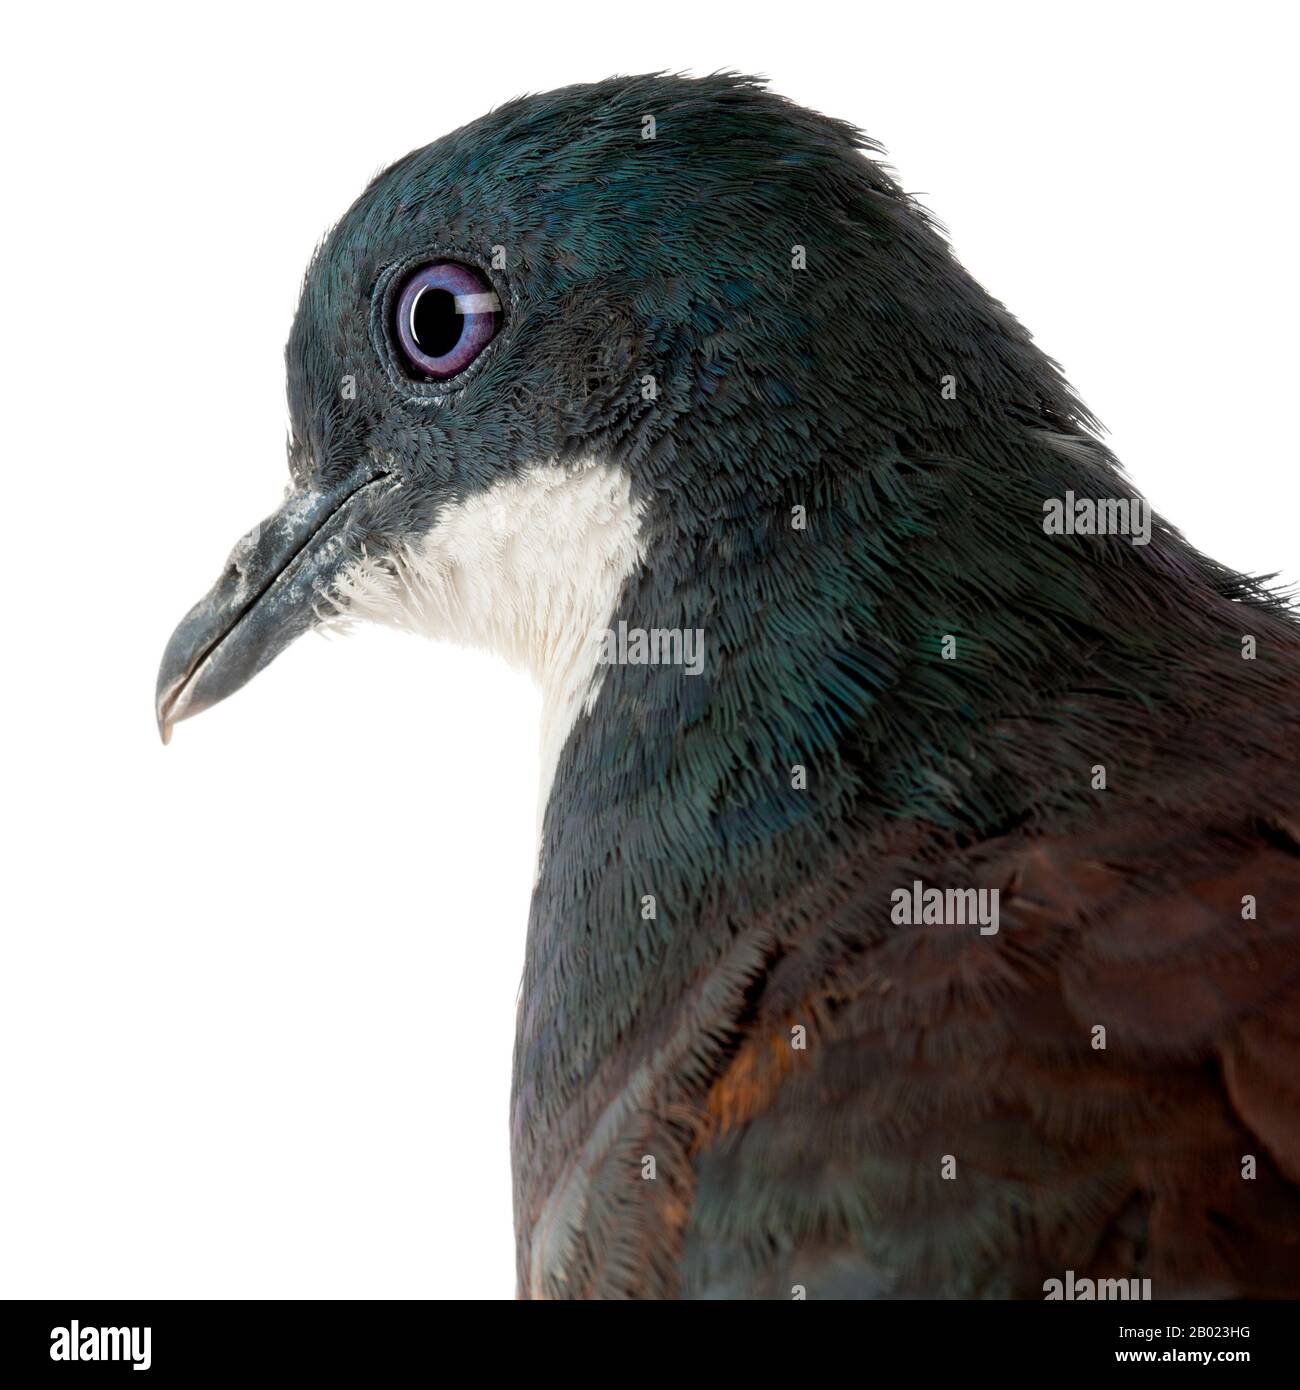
155, 466, 390, 744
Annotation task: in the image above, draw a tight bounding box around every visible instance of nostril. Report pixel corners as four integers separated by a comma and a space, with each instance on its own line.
224, 533, 261, 587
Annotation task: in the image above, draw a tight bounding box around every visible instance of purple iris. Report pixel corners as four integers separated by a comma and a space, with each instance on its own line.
393, 261, 500, 380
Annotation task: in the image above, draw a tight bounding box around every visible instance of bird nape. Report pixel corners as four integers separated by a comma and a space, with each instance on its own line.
156, 73, 1300, 1300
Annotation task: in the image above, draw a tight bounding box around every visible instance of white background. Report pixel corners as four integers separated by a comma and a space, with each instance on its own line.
2, 1, 1295, 1299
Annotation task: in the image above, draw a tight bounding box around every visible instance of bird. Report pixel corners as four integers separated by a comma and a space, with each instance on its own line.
156, 73, 1300, 1299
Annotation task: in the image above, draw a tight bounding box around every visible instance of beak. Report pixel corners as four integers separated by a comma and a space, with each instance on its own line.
156, 466, 391, 744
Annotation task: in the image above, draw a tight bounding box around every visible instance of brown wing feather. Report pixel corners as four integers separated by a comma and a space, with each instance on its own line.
677, 803, 1300, 1298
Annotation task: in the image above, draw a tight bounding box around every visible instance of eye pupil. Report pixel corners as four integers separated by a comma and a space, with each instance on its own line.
391, 261, 500, 382
410, 287, 463, 358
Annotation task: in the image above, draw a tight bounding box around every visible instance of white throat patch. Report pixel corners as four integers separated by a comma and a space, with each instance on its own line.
328, 459, 645, 803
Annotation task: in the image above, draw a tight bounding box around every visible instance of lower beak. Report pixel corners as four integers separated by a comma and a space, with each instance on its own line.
155, 467, 390, 743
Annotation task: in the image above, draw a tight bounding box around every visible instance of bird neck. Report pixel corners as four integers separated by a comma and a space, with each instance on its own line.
516, 419, 1298, 1207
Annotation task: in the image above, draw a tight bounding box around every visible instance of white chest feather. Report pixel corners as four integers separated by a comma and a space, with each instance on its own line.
329, 459, 645, 803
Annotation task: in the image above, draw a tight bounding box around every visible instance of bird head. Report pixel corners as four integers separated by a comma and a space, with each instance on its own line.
156, 72, 1081, 750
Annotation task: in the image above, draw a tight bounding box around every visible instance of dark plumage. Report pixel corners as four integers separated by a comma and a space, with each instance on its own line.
157, 74, 1300, 1298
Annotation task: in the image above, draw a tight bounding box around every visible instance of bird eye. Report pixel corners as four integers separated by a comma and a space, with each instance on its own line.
392, 261, 501, 380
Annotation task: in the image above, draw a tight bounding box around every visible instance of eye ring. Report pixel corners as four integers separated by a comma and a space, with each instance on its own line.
391, 261, 501, 380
